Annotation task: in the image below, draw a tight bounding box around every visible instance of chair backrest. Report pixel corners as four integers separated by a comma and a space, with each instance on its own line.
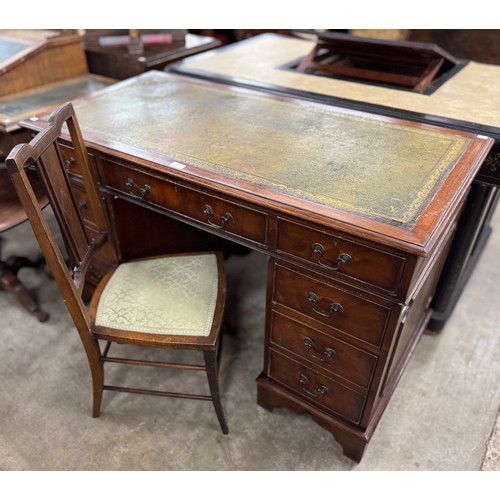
6, 102, 119, 360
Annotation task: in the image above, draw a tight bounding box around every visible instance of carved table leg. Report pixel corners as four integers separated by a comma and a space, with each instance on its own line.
0, 258, 49, 322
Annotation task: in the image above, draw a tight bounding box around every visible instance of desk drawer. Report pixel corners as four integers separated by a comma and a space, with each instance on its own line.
81, 225, 111, 287
272, 263, 392, 348
269, 312, 377, 390
276, 218, 407, 295
100, 158, 268, 247
101, 159, 177, 208
268, 349, 366, 424
71, 181, 96, 227
478, 143, 500, 185
175, 185, 268, 246
60, 143, 82, 177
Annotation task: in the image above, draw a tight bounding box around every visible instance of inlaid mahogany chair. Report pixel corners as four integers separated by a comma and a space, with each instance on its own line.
6, 102, 228, 434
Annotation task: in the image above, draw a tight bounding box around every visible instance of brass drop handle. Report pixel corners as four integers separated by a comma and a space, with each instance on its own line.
125, 178, 150, 198
312, 243, 352, 271
65, 157, 76, 169
308, 292, 343, 317
303, 337, 336, 362
203, 204, 233, 229
88, 265, 105, 281
299, 374, 328, 398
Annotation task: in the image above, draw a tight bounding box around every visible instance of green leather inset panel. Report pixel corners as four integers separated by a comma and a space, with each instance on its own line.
0, 78, 111, 117
76, 73, 469, 227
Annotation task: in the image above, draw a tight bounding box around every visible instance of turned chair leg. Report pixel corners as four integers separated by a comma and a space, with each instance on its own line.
204, 350, 229, 434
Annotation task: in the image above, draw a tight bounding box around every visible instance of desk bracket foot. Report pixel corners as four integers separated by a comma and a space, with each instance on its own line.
256, 373, 368, 462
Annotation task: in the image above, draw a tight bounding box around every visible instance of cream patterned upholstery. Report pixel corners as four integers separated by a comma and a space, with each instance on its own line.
95, 254, 218, 336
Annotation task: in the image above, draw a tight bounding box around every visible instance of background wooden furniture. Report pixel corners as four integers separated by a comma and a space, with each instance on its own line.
295, 32, 460, 93
0, 164, 48, 321
169, 32, 500, 331
7, 103, 229, 433
408, 30, 500, 65
189, 29, 291, 45
0, 30, 87, 98
0, 29, 115, 319
0, 29, 115, 158
22, 72, 492, 460
83, 29, 221, 80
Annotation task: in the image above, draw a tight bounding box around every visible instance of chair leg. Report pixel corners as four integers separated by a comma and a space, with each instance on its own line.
90, 360, 105, 418
204, 350, 229, 434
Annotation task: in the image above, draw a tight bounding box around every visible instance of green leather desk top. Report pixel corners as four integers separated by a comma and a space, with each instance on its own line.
0, 75, 113, 133
73, 71, 474, 230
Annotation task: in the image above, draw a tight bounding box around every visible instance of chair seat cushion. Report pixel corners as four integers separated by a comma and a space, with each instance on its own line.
95, 253, 219, 336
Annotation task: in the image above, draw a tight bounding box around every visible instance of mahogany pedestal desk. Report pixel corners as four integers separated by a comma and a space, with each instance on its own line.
170, 33, 500, 332
25, 72, 492, 461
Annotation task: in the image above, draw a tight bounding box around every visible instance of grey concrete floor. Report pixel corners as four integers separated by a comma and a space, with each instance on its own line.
1, 204, 500, 471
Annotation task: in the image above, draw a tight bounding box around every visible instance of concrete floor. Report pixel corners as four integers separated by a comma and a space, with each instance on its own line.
1, 204, 500, 471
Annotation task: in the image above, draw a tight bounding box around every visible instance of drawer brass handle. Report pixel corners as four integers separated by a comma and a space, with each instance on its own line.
303, 337, 336, 362
203, 204, 233, 229
299, 374, 328, 398
313, 243, 352, 271
88, 266, 105, 281
125, 178, 151, 199
65, 156, 76, 169
308, 292, 343, 317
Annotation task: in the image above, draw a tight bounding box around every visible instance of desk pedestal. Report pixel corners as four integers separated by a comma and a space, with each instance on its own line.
257, 232, 452, 461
